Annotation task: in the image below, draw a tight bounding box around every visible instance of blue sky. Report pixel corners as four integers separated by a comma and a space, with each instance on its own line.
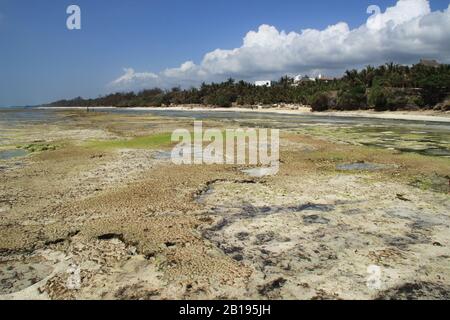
0, 0, 449, 106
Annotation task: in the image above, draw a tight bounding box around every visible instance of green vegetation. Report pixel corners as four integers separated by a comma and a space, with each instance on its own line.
337, 84, 367, 110
368, 85, 388, 111
47, 62, 450, 112
310, 92, 330, 112
409, 174, 450, 194
85, 133, 173, 150
18, 143, 58, 153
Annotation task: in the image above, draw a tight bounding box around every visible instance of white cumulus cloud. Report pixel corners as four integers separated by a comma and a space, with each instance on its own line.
111, 0, 450, 90
110, 68, 158, 87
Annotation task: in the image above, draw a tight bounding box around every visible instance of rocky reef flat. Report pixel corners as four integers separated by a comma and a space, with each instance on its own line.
0, 110, 449, 299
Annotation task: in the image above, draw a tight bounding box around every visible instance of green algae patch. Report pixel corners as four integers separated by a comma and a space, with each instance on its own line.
85, 133, 173, 150
409, 174, 450, 194
17, 143, 59, 153
83, 130, 248, 151
293, 124, 450, 158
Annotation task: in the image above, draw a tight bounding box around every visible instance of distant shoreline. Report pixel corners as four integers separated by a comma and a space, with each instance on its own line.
38, 105, 450, 123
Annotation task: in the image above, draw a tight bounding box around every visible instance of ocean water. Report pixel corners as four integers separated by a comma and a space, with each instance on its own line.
0, 108, 66, 146
0, 107, 62, 125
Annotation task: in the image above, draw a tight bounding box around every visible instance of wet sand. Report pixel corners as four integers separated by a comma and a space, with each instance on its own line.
0, 110, 449, 300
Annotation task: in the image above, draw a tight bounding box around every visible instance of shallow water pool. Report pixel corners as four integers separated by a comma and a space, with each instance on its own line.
0, 149, 28, 160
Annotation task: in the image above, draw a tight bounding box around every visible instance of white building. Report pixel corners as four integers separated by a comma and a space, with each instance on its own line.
255, 80, 272, 87
294, 75, 316, 83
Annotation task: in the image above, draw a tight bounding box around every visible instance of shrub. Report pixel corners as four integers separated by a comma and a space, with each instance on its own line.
386, 95, 408, 111
216, 94, 233, 108
368, 86, 388, 111
206, 93, 234, 107
310, 92, 330, 112
337, 85, 367, 110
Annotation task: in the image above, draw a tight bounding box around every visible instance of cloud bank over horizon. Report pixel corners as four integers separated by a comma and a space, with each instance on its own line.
111, 0, 450, 90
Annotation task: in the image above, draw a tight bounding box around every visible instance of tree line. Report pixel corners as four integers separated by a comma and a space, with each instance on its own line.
47, 62, 450, 112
